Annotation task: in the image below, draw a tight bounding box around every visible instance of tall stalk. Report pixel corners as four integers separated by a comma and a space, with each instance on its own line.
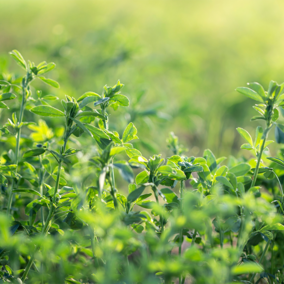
7, 75, 29, 214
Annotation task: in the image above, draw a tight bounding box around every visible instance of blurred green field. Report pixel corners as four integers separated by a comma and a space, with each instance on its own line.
1, 0, 284, 157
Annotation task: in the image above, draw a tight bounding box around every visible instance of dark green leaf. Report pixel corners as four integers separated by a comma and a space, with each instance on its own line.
23, 148, 46, 158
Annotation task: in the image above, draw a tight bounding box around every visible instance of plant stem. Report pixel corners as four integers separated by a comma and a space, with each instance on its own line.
39, 156, 45, 226
7, 77, 27, 214
251, 133, 268, 188
178, 181, 184, 284
249, 240, 271, 283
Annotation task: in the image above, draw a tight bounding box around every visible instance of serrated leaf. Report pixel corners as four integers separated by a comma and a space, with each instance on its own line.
31, 105, 65, 117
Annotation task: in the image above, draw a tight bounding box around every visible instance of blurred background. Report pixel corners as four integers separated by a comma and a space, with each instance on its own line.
1, 0, 284, 158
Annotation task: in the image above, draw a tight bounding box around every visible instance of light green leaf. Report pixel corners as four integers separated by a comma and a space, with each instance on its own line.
85, 125, 110, 139
247, 82, 266, 100
31, 105, 65, 117
160, 188, 179, 204
236, 87, 264, 102
110, 94, 129, 106
122, 122, 139, 143
231, 263, 263, 275
9, 50, 26, 69
79, 93, 101, 108
260, 223, 284, 232
216, 176, 234, 189
237, 127, 253, 146
38, 76, 60, 88
229, 163, 251, 177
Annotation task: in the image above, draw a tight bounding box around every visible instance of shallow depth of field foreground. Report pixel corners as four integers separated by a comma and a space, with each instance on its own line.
1, 1, 284, 284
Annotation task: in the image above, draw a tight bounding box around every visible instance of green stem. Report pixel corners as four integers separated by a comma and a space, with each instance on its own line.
39, 156, 45, 226
7, 77, 27, 214
250, 240, 271, 283
178, 181, 184, 284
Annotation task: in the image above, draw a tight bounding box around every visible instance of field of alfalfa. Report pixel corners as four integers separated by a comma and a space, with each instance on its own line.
1, 1, 284, 283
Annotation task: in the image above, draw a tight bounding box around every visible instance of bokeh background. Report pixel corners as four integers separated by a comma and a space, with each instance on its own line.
1, 0, 284, 157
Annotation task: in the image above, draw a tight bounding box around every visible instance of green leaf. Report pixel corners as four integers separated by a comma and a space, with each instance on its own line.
135, 171, 149, 184
110, 146, 126, 157
216, 176, 234, 189
237, 127, 253, 146
260, 223, 284, 231
247, 82, 266, 100
13, 188, 41, 197
272, 108, 279, 122
0, 102, 8, 109
203, 149, 217, 173
254, 126, 263, 147
113, 163, 134, 183
76, 110, 105, 120
267, 157, 284, 167
9, 50, 26, 69
77, 91, 101, 103
38, 76, 60, 88
122, 122, 139, 143
0, 93, 16, 101
31, 105, 65, 117
85, 125, 110, 140
160, 188, 179, 204
236, 87, 264, 102
229, 163, 251, 177
37, 62, 56, 74
23, 148, 46, 158
231, 263, 263, 275
127, 185, 146, 203
71, 118, 93, 137
275, 125, 284, 144
79, 93, 101, 108
109, 94, 130, 106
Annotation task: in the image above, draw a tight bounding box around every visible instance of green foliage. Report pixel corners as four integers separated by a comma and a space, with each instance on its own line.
1, 51, 284, 284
